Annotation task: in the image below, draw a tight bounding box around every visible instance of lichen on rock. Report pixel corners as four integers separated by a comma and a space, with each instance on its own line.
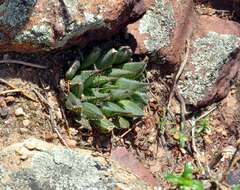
57, 11, 106, 48
0, 0, 37, 32
178, 32, 240, 105
139, 0, 175, 52
0, 0, 146, 52
0, 138, 152, 190
14, 23, 54, 49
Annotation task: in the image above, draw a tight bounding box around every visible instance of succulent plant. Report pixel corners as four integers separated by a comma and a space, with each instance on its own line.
65, 46, 148, 133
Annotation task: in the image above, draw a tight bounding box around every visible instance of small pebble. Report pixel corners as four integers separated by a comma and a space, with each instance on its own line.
69, 128, 78, 136
0, 107, 9, 119
19, 128, 29, 134
44, 132, 56, 142
5, 96, 15, 104
15, 107, 25, 116
55, 109, 63, 120
24, 142, 36, 150
15, 147, 29, 161
66, 139, 77, 148
22, 119, 31, 127
19, 153, 28, 161
0, 98, 7, 108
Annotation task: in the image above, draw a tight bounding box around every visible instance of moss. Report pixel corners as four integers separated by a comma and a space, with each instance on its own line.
178, 32, 240, 105
139, 0, 175, 52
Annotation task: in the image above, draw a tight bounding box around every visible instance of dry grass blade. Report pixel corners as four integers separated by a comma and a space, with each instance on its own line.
0, 89, 22, 95
0, 78, 38, 102
0, 78, 15, 88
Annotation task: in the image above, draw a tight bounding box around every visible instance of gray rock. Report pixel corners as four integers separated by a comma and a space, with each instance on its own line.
0, 138, 152, 190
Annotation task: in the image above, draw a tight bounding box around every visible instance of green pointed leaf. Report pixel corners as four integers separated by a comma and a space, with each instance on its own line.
70, 75, 84, 98
82, 89, 110, 103
110, 89, 133, 101
70, 71, 100, 97
82, 102, 104, 120
84, 75, 115, 88
115, 78, 147, 92
182, 163, 193, 179
115, 116, 130, 129
122, 61, 146, 79
101, 102, 130, 117
92, 118, 116, 133
80, 70, 98, 82
65, 93, 82, 113
97, 48, 118, 70
75, 117, 92, 130
131, 91, 148, 108
118, 100, 144, 117
65, 60, 81, 80
165, 174, 183, 185
192, 181, 204, 190
91, 88, 109, 97
82, 90, 110, 103
114, 46, 132, 65
81, 47, 102, 69
99, 84, 119, 93
165, 175, 192, 187
107, 68, 134, 78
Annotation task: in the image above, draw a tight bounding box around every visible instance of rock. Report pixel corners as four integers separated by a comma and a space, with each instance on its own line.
0, 97, 6, 108
22, 119, 31, 127
19, 128, 29, 134
4, 96, 15, 105
0, 138, 152, 189
65, 139, 77, 148
15, 107, 25, 116
178, 16, 240, 108
111, 147, 159, 187
15, 146, 29, 161
0, 107, 8, 119
0, 0, 145, 52
127, 1, 240, 107
127, 0, 196, 64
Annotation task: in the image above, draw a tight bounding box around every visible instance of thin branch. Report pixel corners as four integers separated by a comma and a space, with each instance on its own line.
0, 78, 37, 102
0, 89, 22, 95
167, 40, 190, 110
35, 82, 70, 149
0, 59, 47, 69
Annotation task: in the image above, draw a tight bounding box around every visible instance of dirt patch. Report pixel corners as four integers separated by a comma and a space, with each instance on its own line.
0, 53, 68, 149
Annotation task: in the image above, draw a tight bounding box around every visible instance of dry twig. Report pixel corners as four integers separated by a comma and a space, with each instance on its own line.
0, 89, 22, 95
34, 84, 70, 149
0, 78, 37, 102
167, 40, 191, 110
0, 59, 47, 69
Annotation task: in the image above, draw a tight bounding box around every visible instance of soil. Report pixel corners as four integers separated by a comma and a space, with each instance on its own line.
0, 1, 240, 189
